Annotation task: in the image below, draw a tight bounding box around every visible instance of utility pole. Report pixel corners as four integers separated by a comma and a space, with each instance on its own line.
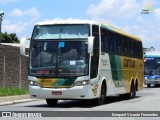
0, 11, 4, 44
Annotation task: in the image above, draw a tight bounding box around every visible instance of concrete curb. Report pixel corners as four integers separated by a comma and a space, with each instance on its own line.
0, 99, 39, 106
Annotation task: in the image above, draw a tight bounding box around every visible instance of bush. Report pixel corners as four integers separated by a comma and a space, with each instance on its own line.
0, 87, 28, 96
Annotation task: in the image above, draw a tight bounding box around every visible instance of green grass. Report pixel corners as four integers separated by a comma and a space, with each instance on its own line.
0, 87, 29, 96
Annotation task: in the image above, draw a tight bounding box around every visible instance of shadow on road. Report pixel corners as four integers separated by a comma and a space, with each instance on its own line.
26, 95, 141, 108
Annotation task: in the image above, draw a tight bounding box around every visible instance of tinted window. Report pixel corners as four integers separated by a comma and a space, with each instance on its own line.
91, 25, 100, 79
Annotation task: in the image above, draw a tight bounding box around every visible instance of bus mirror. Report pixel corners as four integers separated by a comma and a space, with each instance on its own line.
88, 36, 94, 54
20, 38, 30, 56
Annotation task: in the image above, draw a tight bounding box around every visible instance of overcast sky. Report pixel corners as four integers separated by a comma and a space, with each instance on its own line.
0, 0, 160, 49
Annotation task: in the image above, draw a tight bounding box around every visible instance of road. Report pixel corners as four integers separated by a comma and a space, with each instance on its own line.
0, 86, 160, 119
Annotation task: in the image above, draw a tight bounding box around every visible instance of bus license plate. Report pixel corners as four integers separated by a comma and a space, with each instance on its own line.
52, 91, 62, 95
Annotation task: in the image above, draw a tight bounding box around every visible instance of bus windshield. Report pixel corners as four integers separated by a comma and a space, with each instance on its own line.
29, 40, 89, 77
32, 24, 89, 39
30, 24, 90, 77
144, 58, 160, 75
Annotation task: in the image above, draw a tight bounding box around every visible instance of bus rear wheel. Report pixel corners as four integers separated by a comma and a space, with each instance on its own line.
121, 82, 136, 99
127, 82, 136, 99
46, 99, 58, 106
154, 84, 160, 87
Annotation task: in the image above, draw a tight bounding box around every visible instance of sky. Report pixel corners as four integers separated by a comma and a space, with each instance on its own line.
0, 0, 160, 49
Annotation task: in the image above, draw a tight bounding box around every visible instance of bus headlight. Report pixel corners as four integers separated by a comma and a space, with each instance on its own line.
74, 80, 89, 86
29, 80, 39, 86
145, 77, 148, 80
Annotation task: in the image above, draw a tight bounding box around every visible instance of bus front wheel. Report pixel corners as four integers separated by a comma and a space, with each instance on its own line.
94, 82, 106, 105
147, 84, 151, 87
46, 99, 58, 106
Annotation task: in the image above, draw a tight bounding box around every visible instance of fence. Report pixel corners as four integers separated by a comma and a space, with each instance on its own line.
0, 44, 28, 89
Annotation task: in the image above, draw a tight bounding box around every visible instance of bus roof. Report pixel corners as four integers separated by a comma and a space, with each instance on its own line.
36, 20, 99, 26
101, 23, 141, 41
36, 20, 141, 42
145, 51, 160, 58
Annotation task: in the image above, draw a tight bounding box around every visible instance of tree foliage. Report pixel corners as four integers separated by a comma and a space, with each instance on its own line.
1, 32, 19, 43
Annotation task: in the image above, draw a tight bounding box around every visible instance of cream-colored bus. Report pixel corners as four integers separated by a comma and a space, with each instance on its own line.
20, 20, 144, 106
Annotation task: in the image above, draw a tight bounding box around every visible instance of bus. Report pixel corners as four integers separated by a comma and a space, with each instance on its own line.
20, 20, 144, 106
144, 51, 160, 87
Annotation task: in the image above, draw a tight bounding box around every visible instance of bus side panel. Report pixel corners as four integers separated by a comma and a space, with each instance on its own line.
100, 53, 144, 95
137, 59, 144, 91
109, 54, 123, 87
109, 54, 127, 94
100, 53, 126, 95
120, 56, 144, 93
99, 53, 116, 95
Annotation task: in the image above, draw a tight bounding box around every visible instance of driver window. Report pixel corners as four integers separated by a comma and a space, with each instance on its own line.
90, 25, 99, 79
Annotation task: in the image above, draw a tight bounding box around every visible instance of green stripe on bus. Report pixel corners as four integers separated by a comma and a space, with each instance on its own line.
109, 54, 123, 87
52, 78, 76, 87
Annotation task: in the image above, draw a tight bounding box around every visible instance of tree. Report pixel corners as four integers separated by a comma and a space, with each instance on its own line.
1, 32, 19, 43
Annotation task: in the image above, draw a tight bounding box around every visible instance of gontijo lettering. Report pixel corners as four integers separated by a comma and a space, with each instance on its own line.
123, 59, 135, 68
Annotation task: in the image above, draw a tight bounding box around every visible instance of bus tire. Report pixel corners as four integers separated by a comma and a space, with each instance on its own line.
147, 84, 151, 87
154, 84, 160, 87
46, 99, 58, 106
94, 82, 106, 105
135, 80, 138, 91
127, 81, 136, 99
121, 81, 136, 100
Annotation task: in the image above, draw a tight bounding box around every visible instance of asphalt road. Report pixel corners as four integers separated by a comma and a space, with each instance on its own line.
0, 85, 160, 120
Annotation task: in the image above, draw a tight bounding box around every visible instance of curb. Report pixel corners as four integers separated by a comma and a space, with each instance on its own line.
0, 99, 39, 106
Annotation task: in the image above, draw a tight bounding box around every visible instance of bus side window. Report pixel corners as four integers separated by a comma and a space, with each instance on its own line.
121, 37, 125, 56
135, 41, 139, 58
107, 31, 111, 53
138, 41, 143, 59
127, 38, 131, 57
130, 39, 134, 57
101, 28, 108, 53
124, 38, 129, 56
113, 33, 117, 54
139, 42, 143, 59
108, 31, 115, 53
137, 42, 140, 58
115, 34, 121, 55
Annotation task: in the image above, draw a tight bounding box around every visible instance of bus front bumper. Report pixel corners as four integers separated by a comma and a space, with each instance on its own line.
29, 85, 98, 100
145, 79, 160, 85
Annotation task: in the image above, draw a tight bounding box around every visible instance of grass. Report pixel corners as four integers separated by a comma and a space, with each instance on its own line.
0, 87, 29, 96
